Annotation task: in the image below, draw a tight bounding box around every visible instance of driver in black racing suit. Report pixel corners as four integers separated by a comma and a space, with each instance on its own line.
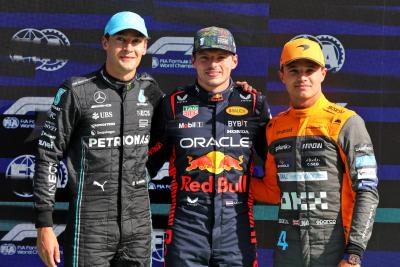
33, 11, 164, 267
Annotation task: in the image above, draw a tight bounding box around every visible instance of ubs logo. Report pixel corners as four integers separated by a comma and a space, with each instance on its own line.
92, 112, 113, 120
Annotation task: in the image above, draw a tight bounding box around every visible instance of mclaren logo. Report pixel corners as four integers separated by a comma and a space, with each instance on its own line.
297, 44, 310, 51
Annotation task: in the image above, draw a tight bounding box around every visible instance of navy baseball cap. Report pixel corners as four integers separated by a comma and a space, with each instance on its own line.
104, 11, 148, 37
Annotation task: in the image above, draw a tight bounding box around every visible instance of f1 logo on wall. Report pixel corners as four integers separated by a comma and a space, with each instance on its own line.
9, 28, 70, 72
1, 223, 65, 242
291, 34, 345, 73
147, 37, 194, 70
0, 223, 65, 256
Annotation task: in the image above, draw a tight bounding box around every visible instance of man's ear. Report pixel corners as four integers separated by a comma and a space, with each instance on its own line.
320, 67, 327, 82
191, 54, 196, 65
142, 39, 148, 55
101, 36, 108, 50
278, 69, 284, 83
231, 54, 238, 70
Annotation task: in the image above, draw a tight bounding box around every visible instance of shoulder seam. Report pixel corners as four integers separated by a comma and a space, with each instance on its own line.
71, 75, 97, 87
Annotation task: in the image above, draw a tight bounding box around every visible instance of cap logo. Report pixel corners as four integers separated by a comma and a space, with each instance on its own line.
297, 44, 310, 51
200, 38, 205, 45
218, 37, 229, 45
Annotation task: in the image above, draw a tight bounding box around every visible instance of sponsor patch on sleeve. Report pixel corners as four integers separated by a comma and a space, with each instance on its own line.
355, 155, 376, 168
357, 168, 378, 180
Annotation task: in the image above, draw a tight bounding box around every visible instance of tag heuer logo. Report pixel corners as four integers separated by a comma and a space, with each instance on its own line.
183, 105, 199, 119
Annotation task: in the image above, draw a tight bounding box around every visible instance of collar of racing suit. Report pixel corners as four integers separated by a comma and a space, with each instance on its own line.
289, 93, 329, 118
99, 66, 137, 91
193, 78, 235, 104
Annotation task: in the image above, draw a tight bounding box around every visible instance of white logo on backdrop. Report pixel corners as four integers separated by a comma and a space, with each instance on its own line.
10, 28, 70, 71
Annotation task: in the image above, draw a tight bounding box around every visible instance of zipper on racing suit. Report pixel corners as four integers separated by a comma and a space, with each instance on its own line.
117, 82, 131, 233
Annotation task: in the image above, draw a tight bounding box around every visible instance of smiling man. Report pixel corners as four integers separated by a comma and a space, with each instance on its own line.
33, 11, 164, 267
251, 38, 379, 267
147, 26, 271, 267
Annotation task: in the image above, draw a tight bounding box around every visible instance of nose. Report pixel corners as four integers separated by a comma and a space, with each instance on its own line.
208, 58, 219, 68
123, 42, 134, 51
297, 70, 308, 80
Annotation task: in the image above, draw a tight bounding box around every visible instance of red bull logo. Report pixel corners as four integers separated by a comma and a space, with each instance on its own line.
186, 151, 243, 174
210, 93, 223, 102
181, 175, 247, 193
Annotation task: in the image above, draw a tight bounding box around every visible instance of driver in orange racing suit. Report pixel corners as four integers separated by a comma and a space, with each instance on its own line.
251, 38, 379, 267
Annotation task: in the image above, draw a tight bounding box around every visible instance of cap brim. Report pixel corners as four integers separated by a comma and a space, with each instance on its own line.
193, 46, 236, 54
106, 26, 148, 37
282, 57, 325, 67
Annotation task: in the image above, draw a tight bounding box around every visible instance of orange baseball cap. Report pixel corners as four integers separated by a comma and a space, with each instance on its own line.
280, 38, 325, 67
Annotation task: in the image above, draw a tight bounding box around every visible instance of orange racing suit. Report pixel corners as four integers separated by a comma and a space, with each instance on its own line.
251, 94, 379, 267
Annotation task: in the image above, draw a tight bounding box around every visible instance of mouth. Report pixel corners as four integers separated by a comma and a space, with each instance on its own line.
296, 84, 309, 89
120, 55, 135, 61
205, 70, 221, 78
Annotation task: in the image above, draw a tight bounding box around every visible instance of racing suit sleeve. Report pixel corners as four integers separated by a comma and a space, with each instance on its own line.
251, 150, 281, 204
253, 93, 271, 161
251, 118, 281, 204
146, 95, 172, 178
338, 114, 379, 259
33, 83, 80, 228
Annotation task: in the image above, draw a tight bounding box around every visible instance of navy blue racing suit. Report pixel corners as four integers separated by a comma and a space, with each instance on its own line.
147, 81, 271, 267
